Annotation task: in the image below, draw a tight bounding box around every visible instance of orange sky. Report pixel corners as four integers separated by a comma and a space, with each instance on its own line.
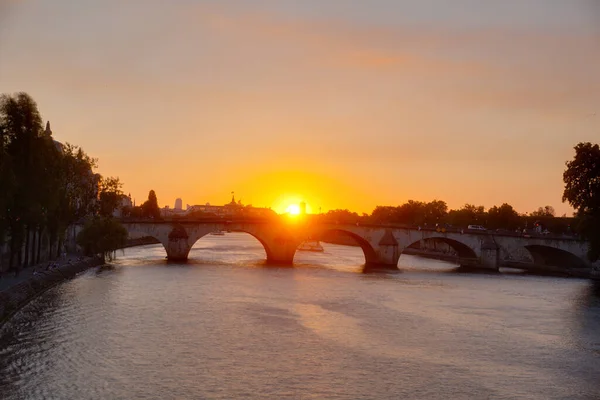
1, 1, 599, 215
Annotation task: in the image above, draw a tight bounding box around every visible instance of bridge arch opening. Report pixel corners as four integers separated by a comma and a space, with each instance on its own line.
189, 231, 269, 265
117, 228, 170, 261
293, 229, 377, 269
400, 237, 478, 270
524, 245, 587, 269
405, 237, 478, 259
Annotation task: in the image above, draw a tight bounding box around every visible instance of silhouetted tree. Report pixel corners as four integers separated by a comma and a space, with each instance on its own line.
76, 217, 128, 262
321, 209, 361, 224
563, 142, 600, 261
446, 204, 486, 227
531, 206, 555, 217
487, 203, 520, 230
368, 200, 447, 226
370, 206, 397, 224
0, 93, 45, 270
98, 176, 123, 217
422, 200, 448, 225
0, 122, 13, 270
47, 144, 99, 259
142, 190, 161, 219
0, 92, 125, 270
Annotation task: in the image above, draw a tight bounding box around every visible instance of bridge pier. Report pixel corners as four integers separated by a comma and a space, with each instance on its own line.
166, 238, 192, 261
363, 230, 400, 270
264, 235, 302, 266
465, 240, 500, 272
364, 261, 399, 271
478, 240, 500, 271
366, 249, 400, 270
165, 225, 193, 262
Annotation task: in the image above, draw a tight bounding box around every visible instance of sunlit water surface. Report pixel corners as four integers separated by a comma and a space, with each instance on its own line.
1, 233, 599, 399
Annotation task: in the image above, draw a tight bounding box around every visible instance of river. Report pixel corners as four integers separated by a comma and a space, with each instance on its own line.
0, 233, 599, 399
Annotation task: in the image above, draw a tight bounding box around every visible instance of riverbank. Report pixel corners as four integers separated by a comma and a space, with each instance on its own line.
0, 256, 104, 325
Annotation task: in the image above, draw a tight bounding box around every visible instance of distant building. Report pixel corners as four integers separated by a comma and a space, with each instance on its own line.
160, 204, 188, 217
113, 193, 133, 217
185, 194, 276, 218
174, 198, 183, 211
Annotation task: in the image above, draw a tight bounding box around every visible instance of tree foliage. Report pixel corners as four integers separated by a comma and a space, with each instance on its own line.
563, 142, 600, 213
369, 200, 448, 225
531, 206, 555, 217
365, 201, 569, 232
320, 209, 362, 224
563, 142, 600, 261
446, 204, 486, 227
487, 203, 520, 230
76, 217, 128, 262
98, 176, 123, 217
141, 190, 161, 219
0, 92, 126, 270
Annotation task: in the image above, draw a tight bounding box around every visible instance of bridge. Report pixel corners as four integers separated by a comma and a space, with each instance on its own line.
110, 218, 598, 272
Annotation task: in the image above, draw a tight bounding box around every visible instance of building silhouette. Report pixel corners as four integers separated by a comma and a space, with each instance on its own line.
174, 198, 183, 211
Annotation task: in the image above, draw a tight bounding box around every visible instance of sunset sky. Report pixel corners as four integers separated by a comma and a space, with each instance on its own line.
1, 0, 599, 215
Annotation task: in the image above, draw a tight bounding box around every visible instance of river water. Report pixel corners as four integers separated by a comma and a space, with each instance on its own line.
0, 233, 599, 399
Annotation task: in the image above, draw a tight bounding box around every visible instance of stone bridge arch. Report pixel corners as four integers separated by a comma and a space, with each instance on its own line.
122, 222, 199, 261
122, 221, 304, 264
404, 237, 479, 260
187, 229, 273, 262
308, 228, 380, 266
524, 245, 588, 269
123, 223, 170, 255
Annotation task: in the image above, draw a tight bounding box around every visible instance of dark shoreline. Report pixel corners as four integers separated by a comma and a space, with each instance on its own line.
0, 257, 104, 326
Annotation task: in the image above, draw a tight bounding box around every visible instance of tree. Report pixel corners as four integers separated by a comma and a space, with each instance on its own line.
368, 200, 447, 226
370, 206, 397, 223
0, 92, 46, 269
563, 142, 600, 261
446, 204, 486, 227
320, 209, 361, 224
487, 203, 520, 230
563, 143, 600, 212
531, 206, 555, 217
47, 144, 100, 259
0, 123, 14, 252
422, 200, 448, 225
141, 190, 161, 219
1, 92, 127, 269
98, 176, 123, 217
76, 217, 128, 262
60, 144, 99, 223
395, 200, 426, 225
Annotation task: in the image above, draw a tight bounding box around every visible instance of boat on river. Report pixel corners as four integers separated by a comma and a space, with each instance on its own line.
210, 230, 225, 236
297, 240, 324, 252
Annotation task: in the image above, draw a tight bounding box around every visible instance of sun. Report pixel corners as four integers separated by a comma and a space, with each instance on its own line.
286, 204, 301, 216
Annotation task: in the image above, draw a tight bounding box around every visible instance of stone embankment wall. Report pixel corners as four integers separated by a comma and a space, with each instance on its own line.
0, 257, 104, 324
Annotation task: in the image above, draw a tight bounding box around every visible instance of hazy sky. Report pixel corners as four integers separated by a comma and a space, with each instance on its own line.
1, 0, 599, 214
